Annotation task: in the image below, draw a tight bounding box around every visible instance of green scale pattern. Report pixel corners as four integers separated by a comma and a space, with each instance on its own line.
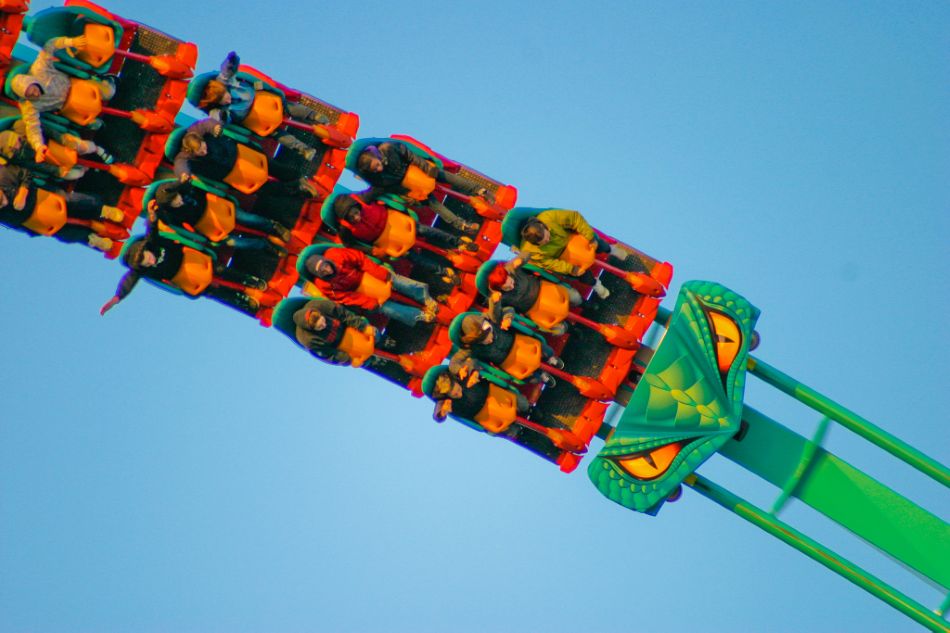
588, 280, 760, 513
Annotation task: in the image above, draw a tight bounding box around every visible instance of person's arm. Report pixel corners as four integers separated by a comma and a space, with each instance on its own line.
172, 151, 192, 179
404, 146, 439, 179
448, 349, 475, 377
188, 118, 222, 138
361, 186, 383, 202
100, 270, 140, 315
521, 242, 576, 276
217, 51, 240, 83
324, 298, 368, 330
33, 36, 86, 76
17, 101, 46, 156
361, 253, 390, 282
545, 209, 595, 242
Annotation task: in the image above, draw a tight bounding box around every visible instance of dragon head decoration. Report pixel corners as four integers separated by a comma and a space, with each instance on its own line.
588, 281, 760, 514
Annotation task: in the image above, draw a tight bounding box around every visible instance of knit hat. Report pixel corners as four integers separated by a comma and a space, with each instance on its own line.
459, 314, 491, 345
487, 263, 508, 290
304, 253, 334, 279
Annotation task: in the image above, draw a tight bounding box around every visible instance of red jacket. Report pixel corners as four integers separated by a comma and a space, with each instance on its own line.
313, 247, 389, 310
341, 201, 388, 244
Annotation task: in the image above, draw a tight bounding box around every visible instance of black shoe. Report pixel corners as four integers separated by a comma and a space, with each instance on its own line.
546, 356, 565, 370
381, 336, 399, 350
540, 372, 557, 388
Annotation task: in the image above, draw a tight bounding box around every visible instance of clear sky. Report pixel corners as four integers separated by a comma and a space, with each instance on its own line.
1, 2, 948, 632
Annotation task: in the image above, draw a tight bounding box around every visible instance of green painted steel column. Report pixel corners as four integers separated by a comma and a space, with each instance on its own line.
747, 357, 950, 488
686, 474, 950, 633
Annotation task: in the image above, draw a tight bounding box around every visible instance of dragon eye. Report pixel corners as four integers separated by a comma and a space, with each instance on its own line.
616, 442, 683, 480
706, 310, 742, 373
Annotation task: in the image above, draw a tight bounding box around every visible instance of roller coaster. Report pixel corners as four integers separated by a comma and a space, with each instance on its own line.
1, 2, 947, 630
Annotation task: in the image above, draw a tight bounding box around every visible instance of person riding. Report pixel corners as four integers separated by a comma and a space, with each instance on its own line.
151, 178, 292, 242
353, 140, 484, 235
10, 35, 116, 162
291, 297, 373, 365
516, 209, 627, 299
484, 259, 582, 332
0, 121, 112, 182
99, 218, 280, 316
0, 163, 123, 252
330, 191, 479, 254
300, 246, 438, 327
425, 366, 530, 426
448, 312, 563, 387
195, 51, 324, 161
172, 118, 317, 197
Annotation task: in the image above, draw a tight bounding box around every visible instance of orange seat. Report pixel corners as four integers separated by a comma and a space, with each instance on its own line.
560, 233, 596, 274
22, 189, 67, 236
400, 163, 436, 201
75, 23, 115, 68
44, 139, 78, 173
170, 247, 213, 296
224, 143, 269, 194
193, 193, 236, 242
527, 280, 571, 331
357, 272, 393, 305
474, 383, 518, 433
337, 326, 375, 368
242, 91, 284, 137
500, 333, 542, 380
59, 78, 103, 126
374, 209, 416, 258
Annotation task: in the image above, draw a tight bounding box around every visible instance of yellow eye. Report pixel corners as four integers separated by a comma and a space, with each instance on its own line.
707, 310, 741, 373
616, 442, 683, 480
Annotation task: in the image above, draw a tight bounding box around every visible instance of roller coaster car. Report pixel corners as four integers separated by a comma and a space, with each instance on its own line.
346, 134, 518, 259
420, 364, 592, 467
295, 242, 454, 394
121, 228, 280, 324
205, 63, 358, 201
142, 178, 236, 244
588, 281, 761, 515
38, 1, 199, 229
272, 297, 376, 368
496, 209, 673, 472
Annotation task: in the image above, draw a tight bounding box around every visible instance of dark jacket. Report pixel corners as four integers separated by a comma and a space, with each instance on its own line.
115, 224, 186, 300
173, 119, 238, 182
496, 268, 541, 315
448, 379, 491, 421
155, 180, 207, 227
359, 141, 437, 194
292, 298, 368, 364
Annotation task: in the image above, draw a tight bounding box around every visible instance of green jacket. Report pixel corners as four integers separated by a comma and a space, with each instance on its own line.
517, 209, 596, 275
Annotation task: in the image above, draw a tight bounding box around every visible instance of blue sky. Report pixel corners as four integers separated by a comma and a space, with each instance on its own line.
1, 2, 948, 632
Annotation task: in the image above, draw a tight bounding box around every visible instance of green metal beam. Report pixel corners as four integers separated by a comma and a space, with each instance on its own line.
686, 474, 950, 633
721, 406, 950, 591
747, 357, 950, 488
